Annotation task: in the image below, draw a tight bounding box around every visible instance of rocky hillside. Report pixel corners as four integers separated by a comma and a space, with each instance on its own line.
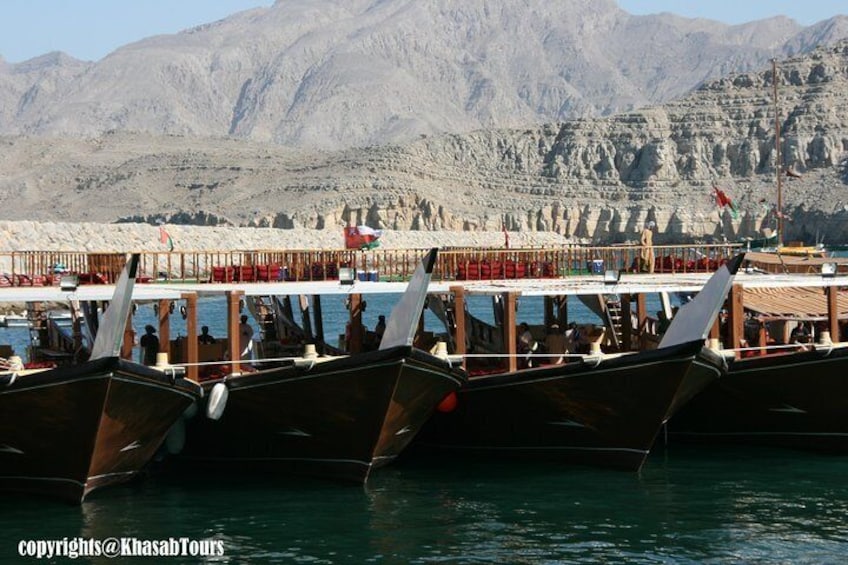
1, 0, 847, 150
2, 42, 848, 244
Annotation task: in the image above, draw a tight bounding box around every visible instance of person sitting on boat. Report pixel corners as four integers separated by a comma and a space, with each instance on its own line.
517, 322, 538, 368
140, 325, 159, 366
198, 325, 216, 344
544, 323, 568, 364
790, 322, 811, 345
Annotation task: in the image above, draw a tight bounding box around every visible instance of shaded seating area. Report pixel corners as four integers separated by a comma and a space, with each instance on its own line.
456, 260, 554, 280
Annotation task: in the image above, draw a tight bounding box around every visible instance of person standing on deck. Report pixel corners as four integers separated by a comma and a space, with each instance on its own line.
140, 325, 159, 366
239, 314, 254, 360
640, 221, 656, 273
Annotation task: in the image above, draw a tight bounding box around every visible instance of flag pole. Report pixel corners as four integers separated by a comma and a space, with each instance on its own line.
772, 58, 783, 248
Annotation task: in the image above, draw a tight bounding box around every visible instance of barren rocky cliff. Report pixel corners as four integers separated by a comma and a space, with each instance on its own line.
1, 41, 847, 245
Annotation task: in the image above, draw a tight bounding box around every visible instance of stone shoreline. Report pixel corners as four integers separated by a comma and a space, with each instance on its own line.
0, 221, 574, 253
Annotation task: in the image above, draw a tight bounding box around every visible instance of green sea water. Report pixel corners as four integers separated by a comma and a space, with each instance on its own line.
1, 446, 847, 563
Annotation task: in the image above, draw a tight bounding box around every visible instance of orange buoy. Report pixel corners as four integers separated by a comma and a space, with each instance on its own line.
436, 391, 458, 413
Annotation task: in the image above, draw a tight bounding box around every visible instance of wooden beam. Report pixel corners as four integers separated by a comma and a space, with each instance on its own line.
182, 292, 198, 382
636, 293, 647, 348
226, 291, 242, 373
157, 299, 171, 359
348, 293, 364, 353
827, 286, 839, 343
311, 295, 325, 353
121, 314, 135, 360
555, 295, 568, 328
621, 293, 632, 351
450, 285, 466, 369
728, 284, 744, 356
503, 292, 518, 373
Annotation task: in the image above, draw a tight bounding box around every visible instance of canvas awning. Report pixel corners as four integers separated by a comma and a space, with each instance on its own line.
742, 286, 848, 321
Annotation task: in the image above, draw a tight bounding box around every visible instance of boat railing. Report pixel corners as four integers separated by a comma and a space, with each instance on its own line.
0, 243, 741, 286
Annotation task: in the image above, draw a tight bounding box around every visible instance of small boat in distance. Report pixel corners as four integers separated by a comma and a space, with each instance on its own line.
178, 248, 467, 483
0, 254, 202, 503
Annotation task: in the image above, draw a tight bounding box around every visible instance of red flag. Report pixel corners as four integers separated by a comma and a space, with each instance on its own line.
158, 226, 174, 251
713, 186, 731, 208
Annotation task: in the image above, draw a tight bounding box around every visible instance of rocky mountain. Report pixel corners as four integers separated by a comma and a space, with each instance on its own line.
1, 0, 847, 150
1, 41, 847, 244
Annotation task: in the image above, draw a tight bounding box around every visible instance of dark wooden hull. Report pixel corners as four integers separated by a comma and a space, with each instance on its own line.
0, 358, 200, 503
668, 345, 848, 452
180, 346, 466, 483
415, 341, 720, 472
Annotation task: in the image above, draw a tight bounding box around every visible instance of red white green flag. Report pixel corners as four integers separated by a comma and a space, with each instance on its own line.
159, 226, 174, 251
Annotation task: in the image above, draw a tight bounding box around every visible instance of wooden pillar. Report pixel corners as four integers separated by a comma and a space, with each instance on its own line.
621, 293, 632, 351
299, 295, 314, 341
555, 295, 568, 328
121, 314, 135, 360
728, 283, 744, 356
636, 293, 647, 349
709, 316, 721, 340
348, 293, 364, 354
503, 292, 518, 373
313, 295, 325, 352
543, 296, 555, 328
182, 292, 198, 382
226, 291, 242, 373
157, 299, 171, 359
827, 286, 839, 342
450, 285, 467, 369
758, 322, 767, 356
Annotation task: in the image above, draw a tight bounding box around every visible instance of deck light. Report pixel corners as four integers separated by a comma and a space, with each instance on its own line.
339, 267, 356, 285
821, 263, 837, 278
60, 274, 79, 291
603, 270, 621, 285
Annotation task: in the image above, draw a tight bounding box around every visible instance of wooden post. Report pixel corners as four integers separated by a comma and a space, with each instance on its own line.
728, 284, 744, 356
182, 292, 198, 382
636, 293, 647, 349
157, 299, 171, 361
710, 316, 721, 340
543, 296, 554, 329
555, 295, 568, 328
450, 285, 467, 369
227, 291, 242, 373
827, 286, 839, 342
348, 293, 364, 354
313, 295, 325, 352
621, 293, 632, 351
121, 314, 135, 360
503, 292, 518, 373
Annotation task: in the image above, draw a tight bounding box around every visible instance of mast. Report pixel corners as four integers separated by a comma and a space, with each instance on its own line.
772, 58, 783, 247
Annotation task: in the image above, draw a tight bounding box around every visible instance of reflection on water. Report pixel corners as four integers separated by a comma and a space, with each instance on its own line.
1, 446, 847, 563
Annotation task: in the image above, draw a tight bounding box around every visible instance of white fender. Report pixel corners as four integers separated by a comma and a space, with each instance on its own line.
206, 382, 229, 421
164, 419, 186, 455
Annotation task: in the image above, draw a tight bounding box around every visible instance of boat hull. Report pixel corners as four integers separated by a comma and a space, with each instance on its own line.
668, 345, 848, 452
180, 346, 465, 483
415, 340, 719, 471
0, 358, 200, 503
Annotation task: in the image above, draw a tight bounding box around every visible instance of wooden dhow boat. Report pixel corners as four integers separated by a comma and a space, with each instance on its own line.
179, 248, 466, 483
0, 254, 202, 503
668, 281, 848, 452
414, 255, 745, 471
